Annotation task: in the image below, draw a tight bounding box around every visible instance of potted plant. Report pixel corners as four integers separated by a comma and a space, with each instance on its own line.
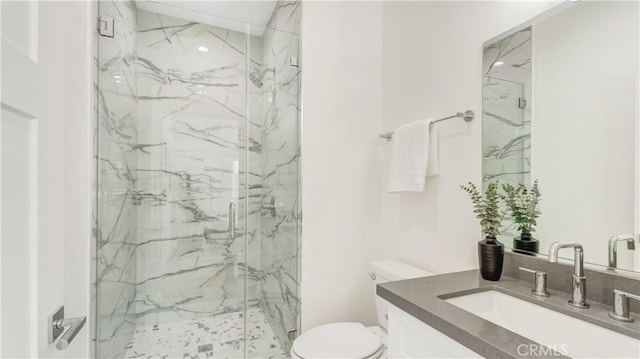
501, 180, 541, 255
460, 181, 506, 281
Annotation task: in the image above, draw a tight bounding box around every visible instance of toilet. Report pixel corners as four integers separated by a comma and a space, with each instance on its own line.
291, 259, 433, 359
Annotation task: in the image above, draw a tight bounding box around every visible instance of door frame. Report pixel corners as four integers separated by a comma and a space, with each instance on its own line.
59, 1, 94, 358
72, 1, 96, 358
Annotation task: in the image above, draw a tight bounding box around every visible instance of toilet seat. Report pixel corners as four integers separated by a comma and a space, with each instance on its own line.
291, 322, 384, 359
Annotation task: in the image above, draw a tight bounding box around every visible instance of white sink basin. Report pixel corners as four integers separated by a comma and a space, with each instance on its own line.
446, 290, 640, 358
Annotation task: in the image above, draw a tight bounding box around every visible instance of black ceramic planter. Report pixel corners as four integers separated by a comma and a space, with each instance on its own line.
513, 233, 539, 255
478, 236, 504, 281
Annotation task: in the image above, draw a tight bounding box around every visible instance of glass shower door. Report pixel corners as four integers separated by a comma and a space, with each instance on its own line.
94, 2, 142, 358
95, 2, 301, 358
482, 76, 527, 241
246, 21, 301, 356
95, 2, 250, 358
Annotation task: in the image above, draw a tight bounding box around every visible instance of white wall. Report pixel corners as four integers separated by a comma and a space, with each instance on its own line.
378, 1, 558, 275
301, 1, 383, 330
300, 0, 562, 332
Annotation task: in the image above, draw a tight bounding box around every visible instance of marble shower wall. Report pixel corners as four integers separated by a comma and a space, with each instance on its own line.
95, 2, 138, 358
482, 27, 532, 241
252, 0, 302, 353
95, 2, 301, 356
133, 9, 263, 327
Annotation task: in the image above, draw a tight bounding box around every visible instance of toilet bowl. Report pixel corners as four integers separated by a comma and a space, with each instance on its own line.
290, 322, 385, 359
291, 259, 433, 359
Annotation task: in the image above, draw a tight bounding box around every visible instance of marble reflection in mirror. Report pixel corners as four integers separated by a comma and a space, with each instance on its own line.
482, 0, 639, 272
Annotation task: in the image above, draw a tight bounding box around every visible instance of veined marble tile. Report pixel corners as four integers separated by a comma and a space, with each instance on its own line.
265, 1, 301, 35
133, 8, 255, 328
135, 10, 247, 124
95, 1, 139, 358
95, 2, 301, 357
252, 1, 301, 353
124, 307, 285, 359
482, 27, 532, 242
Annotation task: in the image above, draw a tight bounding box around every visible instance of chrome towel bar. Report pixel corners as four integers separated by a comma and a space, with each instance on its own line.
379, 109, 474, 141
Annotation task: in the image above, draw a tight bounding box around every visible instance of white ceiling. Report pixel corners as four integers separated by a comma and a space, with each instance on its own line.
136, 1, 277, 35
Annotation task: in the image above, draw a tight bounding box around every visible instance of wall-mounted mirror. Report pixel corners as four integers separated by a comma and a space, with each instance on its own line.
482, 0, 639, 272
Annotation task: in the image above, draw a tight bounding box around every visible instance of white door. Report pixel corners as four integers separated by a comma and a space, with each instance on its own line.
1, 1, 92, 358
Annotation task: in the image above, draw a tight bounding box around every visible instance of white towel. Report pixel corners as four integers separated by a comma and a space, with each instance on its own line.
387, 119, 439, 192
426, 125, 440, 177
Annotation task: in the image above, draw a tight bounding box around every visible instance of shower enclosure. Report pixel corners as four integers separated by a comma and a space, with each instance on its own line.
482, 27, 531, 242
93, 1, 301, 358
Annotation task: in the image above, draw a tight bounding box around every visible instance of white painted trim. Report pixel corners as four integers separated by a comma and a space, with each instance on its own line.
0, 83, 3, 359
63, 2, 94, 356
29, 118, 38, 358
86, 4, 95, 357
636, 0, 640, 273
635, 69, 639, 272
0, 4, 3, 351
28, 0, 38, 62
88, 1, 99, 356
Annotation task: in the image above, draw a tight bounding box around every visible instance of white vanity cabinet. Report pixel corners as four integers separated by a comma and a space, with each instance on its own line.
387, 304, 481, 358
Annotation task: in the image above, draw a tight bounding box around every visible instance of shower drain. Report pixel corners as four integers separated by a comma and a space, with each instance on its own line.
198, 344, 213, 353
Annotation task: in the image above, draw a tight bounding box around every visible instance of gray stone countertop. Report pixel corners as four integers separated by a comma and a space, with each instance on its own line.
377, 270, 640, 359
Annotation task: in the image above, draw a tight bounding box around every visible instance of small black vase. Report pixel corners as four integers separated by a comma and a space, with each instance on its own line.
513, 233, 539, 255
478, 236, 504, 281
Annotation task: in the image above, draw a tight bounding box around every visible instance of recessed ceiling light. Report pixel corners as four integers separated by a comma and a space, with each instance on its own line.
195, 85, 206, 95
113, 75, 122, 80
198, 46, 209, 53
494, 61, 505, 66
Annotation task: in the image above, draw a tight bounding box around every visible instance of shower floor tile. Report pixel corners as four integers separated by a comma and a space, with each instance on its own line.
124, 308, 286, 359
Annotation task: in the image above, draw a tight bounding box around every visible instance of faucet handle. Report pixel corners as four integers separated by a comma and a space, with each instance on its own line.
609, 289, 640, 323
519, 267, 550, 297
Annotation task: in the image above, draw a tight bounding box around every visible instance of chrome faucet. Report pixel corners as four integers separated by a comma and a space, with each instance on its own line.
608, 234, 636, 269
548, 241, 589, 309
609, 289, 640, 322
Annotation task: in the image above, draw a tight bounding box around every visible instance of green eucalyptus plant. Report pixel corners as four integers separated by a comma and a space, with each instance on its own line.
460, 181, 505, 238
501, 180, 541, 235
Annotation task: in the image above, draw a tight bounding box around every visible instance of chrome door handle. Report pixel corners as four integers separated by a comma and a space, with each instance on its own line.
48, 306, 86, 350
54, 317, 86, 350
229, 201, 236, 241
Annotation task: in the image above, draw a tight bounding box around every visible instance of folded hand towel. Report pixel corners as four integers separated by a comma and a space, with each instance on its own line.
426, 125, 440, 177
388, 119, 439, 192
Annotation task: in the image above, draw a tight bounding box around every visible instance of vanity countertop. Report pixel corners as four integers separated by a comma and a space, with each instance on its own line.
377, 270, 640, 359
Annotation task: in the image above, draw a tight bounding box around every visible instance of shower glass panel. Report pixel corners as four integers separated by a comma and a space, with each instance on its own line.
482, 77, 527, 241
482, 27, 531, 244
94, 1, 300, 358
246, 19, 301, 357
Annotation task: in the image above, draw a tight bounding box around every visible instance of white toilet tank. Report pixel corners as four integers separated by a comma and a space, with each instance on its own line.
371, 259, 433, 330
